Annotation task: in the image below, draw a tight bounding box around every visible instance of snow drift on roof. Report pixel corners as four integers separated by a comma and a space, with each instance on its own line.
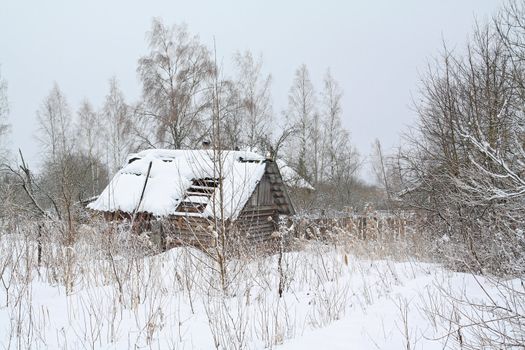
87, 149, 267, 219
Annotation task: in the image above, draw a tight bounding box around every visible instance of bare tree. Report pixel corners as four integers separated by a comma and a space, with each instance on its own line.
137, 18, 214, 149
35, 84, 84, 242
286, 64, 316, 181
213, 79, 242, 150
211, 42, 229, 293
102, 77, 134, 174
371, 139, 392, 206
315, 70, 360, 210
496, 0, 525, 72
311, 111, 322, 184
76, 99, 107, 196
320, 69, 349, 183
232, 51, 273, 151
36, 83, 72, 163
400, 14, 525, 273
0, 68, 12, 222
77, 100, 100, 160
260, 117, 296, 160
0, 67, 9, 157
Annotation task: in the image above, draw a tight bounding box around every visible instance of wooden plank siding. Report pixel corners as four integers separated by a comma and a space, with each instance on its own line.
233, 160, 297, 243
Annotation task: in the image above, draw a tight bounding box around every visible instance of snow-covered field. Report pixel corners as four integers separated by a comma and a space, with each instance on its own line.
0, 231, 522, 349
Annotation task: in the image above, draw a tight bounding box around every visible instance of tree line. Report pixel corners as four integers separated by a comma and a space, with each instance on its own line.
0, 18, 373, 227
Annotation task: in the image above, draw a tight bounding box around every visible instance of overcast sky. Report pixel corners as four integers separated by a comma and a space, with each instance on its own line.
0, 0, 506, 178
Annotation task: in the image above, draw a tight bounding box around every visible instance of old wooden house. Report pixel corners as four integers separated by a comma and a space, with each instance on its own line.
88, 149, 295, 247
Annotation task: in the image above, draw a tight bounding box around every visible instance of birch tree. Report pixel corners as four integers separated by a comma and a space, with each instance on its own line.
318, 70, 359, 207
320, 69, 349, 182
215, 79, 242, 150
232, 51, 273, 151
77, 99, 102, 163
76, 99, 106, 196
35, 84, 78, 238
102, 77, 134, 174
36, 83, 73, 162
32, 85, 108, 232
137, 18, 214, 149
286, 64, 316, 181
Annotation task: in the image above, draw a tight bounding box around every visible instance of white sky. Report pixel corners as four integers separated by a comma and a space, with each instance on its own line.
0, 0, 505, 179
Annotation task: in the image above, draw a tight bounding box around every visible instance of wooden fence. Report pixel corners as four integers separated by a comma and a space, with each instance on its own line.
291, 211, 413, 241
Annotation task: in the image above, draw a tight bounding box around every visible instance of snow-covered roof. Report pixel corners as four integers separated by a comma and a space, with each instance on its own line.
88, 149, 268, 219
276, 159, 315, 190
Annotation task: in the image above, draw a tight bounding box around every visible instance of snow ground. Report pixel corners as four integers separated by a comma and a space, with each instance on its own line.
0, 232, 522, 349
